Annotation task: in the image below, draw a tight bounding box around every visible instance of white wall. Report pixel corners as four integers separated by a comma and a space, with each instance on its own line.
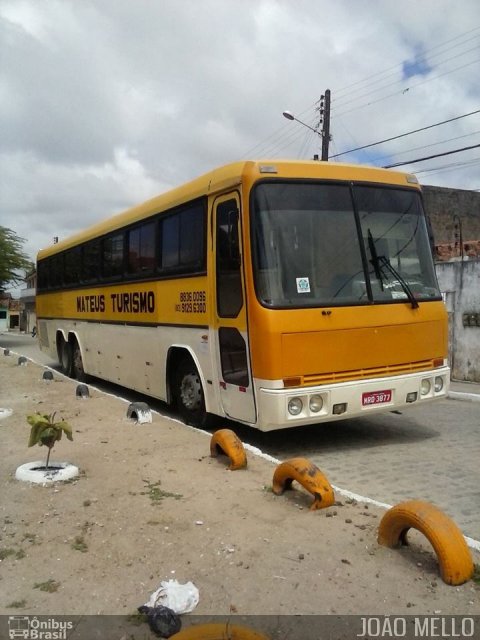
436, 259, 480, 382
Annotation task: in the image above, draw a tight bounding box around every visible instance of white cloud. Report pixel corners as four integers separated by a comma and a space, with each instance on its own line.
0, 148, 164, 261
0, 0, 479, 263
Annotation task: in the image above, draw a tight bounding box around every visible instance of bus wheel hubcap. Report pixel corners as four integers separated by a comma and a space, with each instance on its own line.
181, 373, 202, 410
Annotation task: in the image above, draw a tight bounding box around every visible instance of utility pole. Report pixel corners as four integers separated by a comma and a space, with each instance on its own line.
319, 89, 331, 161
284, 89, 331, 161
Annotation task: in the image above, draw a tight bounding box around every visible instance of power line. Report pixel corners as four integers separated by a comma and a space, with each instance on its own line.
415, 157, 480, 175
370, 130, 480, 163
333, 26, 480, 98
333, 57, 480, 119
333, 43, 480, 110
331, 109, 480, 159
241, 26, 480, 160
383, 143, 480, 168
249, 112, 321, 158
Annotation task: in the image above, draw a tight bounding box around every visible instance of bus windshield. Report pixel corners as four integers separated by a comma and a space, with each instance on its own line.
251, 181, 440, 308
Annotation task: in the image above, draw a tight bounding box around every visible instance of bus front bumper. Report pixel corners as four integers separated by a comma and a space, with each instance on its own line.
255, 367, 450, 431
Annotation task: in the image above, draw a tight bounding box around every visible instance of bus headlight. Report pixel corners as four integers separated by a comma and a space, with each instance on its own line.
288, 397, 303, 416
434, 376, 444, 393
309, 394, 323, 413
420, 379, 431, 396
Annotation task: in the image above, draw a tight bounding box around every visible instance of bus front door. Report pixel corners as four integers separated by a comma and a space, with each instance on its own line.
214, 194, 256, 425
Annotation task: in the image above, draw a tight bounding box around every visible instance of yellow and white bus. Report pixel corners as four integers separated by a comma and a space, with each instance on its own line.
37, 160, 449, 430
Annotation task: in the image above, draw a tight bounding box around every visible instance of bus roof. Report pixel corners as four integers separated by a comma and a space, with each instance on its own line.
37, 159, 420, 259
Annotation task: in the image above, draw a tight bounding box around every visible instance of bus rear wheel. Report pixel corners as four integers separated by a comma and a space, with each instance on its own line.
174, 358, 207, 428
72, 342, 86, 382
60, 340, 73, 377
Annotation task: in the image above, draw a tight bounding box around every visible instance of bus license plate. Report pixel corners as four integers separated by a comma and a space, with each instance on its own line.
362, 390, 392, 406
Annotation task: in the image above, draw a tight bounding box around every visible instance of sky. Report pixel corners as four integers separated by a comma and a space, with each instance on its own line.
1, 0, 479, 281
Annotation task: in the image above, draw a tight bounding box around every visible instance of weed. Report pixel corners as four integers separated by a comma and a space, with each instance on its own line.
72, 535, 88, 553
262, 485, 273, 493
34, 579, 60, 593
16, 549, 26, 560
141, 480, 182, 504
83, 500, 91, 507
146, 520, 161, 526
0, 548, 16, 560
7, 599, 27, 609
23, 532, 36, 543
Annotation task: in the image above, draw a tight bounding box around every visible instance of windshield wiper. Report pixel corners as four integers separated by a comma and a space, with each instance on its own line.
367, 229, 419, 309
367, 230, 384, 290
376, 255, 419, 309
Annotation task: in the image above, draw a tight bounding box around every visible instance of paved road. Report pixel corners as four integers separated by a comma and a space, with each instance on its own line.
2, 331, 479, 542
244, 400, 480, 543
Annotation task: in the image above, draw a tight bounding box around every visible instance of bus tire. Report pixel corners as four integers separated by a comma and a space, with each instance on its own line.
272, 457, 335, 511
174, 357, 207, 428
71, 340, 86, 382
378, 500, 474, 586
60, 340, 73, 377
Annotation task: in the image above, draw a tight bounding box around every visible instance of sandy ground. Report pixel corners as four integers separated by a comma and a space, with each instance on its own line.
0, 354, 479, 635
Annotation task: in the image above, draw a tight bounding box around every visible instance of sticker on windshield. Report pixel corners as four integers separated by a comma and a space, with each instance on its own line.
296, 277, 311, 293
391, 291, 408, 299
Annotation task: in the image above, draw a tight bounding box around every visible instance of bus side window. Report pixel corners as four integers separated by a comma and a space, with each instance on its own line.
159, 201, 206, 274
219, 327, 249, 387
82, 239, 101, 283
50, 254, 64, 289
128, 221, 155, 274
102, 232, 125, 279
64, 247, 82, 286
216, 200, 243, 318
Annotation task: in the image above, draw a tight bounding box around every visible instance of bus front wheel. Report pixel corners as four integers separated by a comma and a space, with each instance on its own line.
174, 358, 207, 428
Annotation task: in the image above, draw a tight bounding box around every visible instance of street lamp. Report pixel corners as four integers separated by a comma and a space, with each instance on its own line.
282, 111, 322, 138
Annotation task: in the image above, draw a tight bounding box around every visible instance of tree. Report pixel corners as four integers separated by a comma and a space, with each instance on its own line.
27, 412, 73, 469
0, 226, 32, 293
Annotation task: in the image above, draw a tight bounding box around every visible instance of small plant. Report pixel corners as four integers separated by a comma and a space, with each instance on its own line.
27, 412, 73, 469
22, 532, 36, 543
7, 599, 27, 609
71, 535, 88, 553
34, 579, 60, 593
0, 548, 16, 560
141, 480, 182, 504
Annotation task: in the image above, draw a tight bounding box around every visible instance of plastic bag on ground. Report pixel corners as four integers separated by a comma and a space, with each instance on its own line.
144, 579, 199, 614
